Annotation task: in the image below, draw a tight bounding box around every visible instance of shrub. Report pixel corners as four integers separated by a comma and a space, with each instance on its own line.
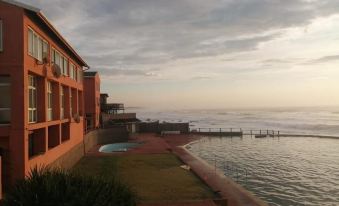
3, 167, 137, 206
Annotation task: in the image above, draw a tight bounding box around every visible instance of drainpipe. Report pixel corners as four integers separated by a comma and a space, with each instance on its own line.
82, 66, 90, 155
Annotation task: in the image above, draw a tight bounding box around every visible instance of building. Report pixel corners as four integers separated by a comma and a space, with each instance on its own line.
100, 93, 124, 114
84, 71, 100, 131
0, 0, 89, 192
100, 93, 140, 133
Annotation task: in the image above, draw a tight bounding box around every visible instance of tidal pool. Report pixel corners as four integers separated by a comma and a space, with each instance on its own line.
188, 136, 339, 206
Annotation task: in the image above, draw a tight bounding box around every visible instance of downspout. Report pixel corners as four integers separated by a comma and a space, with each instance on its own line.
82, 66, 90, 155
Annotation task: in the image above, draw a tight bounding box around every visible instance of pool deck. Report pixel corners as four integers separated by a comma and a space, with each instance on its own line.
87, 133, 268, 206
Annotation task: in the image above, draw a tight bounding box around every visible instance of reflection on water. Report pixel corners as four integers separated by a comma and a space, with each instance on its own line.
188, 136, 339, 206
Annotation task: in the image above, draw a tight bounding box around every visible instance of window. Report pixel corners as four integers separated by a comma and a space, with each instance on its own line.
0, 76, 10, 124
0, 19, 3, 52
51, 48, 68, 76
69, 63, 77, 80
28, 28, 48, 62
47, 82, 53, 121
28, 29, 33, 55
70, 90, 72, 117
63, 57, 68, 76
37, 37, 42, 61
28, 75, 37, 123
60, 86, 65, 119
42, 40, 48, 59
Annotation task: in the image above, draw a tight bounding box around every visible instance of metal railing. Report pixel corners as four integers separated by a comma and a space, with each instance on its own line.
191, 128, 281, 137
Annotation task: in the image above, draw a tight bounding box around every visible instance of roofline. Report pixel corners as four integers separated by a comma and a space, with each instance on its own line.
1, 0, 89, 68
37, 13, 89, 68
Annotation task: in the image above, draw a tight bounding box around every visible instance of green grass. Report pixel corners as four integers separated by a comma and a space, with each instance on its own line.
74, 154, 216, 203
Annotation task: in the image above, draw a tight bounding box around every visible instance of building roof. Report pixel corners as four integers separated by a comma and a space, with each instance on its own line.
1, 0, 89, 68
84, 71, 98, 77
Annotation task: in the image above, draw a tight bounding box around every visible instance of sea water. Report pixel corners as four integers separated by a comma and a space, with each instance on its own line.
130, 106, 339, 205
188, 136, 339, 206
130, 106, 339, 137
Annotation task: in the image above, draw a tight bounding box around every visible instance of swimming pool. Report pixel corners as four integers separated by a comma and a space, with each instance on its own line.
188, 136, 339, 206
99, 142, 141, 153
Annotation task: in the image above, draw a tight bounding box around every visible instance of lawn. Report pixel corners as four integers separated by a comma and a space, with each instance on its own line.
73, 154, 216, 203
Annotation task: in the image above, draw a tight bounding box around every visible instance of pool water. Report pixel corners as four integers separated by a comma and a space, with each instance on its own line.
188, 136, 339, 206
99, 142, 141, 153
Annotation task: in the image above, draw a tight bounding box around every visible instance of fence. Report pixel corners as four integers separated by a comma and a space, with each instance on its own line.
138, 122, 190, 134
191, 128, 280, 137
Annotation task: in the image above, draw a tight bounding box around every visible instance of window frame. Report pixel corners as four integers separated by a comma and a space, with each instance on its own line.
69, 63, 77, 80
51, 48, 68, 76
28, 75, 37, 123
47, 81, 53, 121
0, 75, 11, 124
28, 27, 48, 62
60, 86, 65, 119
70, 90, 73, 117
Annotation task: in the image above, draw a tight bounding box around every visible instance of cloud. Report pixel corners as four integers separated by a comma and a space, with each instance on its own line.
98, 68, 160, 77
18, 0, 339, 77
191, 73, 217, 80
307, 55, 339, 64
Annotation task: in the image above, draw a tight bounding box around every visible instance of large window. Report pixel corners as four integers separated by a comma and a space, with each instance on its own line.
51, 48, 68, 76
28, 28, 48, 62
0, 19, 3, 52
47, 81, 53, 121
0, 76, 10, 124
60, 86, 65, 119
69, 63, 77, 80
28, 75, 37, 123
69, 90, 73, 117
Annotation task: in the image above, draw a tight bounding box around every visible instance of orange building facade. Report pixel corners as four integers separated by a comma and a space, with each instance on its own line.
0, 1, 89, 191
84, 72, 101, 131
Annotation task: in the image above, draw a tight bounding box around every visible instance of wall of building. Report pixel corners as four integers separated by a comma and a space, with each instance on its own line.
0, 1, 26, 187
0, 1, 87, 188
84, 74, 100, 130
22, 9, 85, 179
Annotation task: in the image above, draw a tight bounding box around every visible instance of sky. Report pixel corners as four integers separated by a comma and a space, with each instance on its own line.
20, 0, 339, 109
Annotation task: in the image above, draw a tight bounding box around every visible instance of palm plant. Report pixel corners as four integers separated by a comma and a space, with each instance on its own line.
3, 167, 137, 206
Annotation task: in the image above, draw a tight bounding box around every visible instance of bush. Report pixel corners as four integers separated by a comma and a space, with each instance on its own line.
3, 167, 137, 206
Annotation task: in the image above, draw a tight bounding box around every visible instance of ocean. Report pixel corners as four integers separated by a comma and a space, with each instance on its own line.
129, 106, 339, 205
129, 106, 339, 137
